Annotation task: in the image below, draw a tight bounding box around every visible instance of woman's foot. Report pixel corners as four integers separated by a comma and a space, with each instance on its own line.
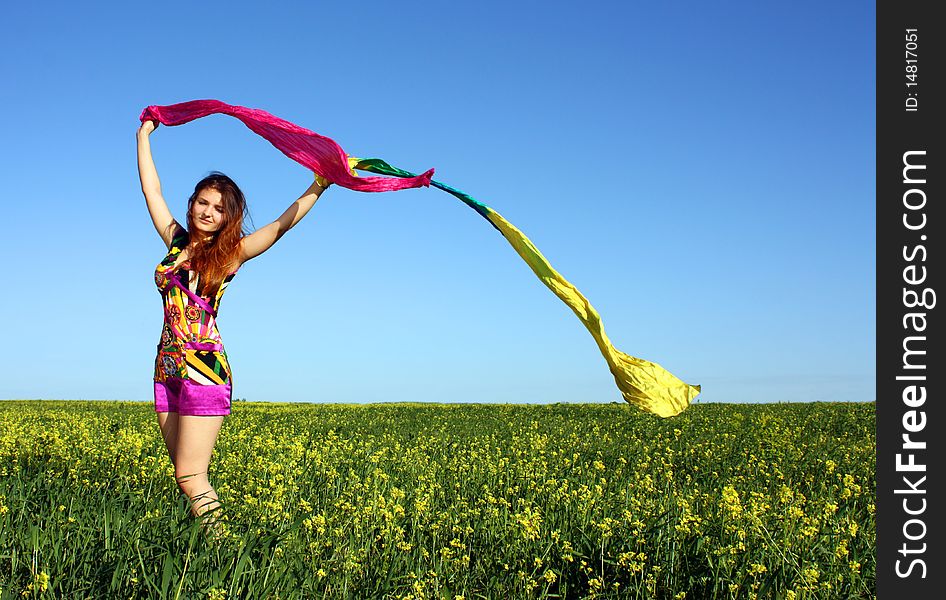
200, 515, 227, 543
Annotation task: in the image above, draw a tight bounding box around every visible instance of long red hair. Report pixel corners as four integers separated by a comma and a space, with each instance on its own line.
185, 172, 248, 298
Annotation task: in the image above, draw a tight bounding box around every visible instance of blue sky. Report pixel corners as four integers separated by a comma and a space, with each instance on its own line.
0, 1, 875, 405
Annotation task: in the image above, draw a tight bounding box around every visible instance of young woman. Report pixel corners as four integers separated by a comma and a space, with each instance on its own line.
137, 119, 330, 535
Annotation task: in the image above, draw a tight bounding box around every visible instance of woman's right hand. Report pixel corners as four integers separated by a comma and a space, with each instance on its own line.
138, 120, 158, 137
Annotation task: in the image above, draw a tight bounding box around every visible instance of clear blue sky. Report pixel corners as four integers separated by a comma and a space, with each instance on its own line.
0, 1, 875, 405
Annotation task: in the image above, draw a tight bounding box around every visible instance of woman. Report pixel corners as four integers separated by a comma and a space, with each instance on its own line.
137, 119, 330, 536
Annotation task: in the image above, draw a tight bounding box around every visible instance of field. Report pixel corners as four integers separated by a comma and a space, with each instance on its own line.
0, 401, 875, 599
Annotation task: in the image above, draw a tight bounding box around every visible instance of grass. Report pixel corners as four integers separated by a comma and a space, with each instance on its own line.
0, 400, 875, 599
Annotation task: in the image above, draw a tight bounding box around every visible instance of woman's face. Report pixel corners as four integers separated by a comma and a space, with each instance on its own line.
191, 188, 226, 234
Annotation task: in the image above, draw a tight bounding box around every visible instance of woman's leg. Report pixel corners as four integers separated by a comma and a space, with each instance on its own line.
174, 415, 225, 521
156, 411, 180, 466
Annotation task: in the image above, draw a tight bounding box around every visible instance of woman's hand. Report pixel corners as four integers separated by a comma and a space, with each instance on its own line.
315, 172, 332, 190
138, 120, 158, 137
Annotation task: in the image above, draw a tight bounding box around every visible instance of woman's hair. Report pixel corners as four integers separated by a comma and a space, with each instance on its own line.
185, 172, 249, 298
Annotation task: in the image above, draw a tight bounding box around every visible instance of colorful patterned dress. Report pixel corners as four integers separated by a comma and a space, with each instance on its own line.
153, 225, 239, 416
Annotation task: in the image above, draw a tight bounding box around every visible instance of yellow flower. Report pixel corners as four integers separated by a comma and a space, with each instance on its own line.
206, 588, 226, 600
721, 485, 743, 517
37, 571, 49, 592
748, 563, 767, 575
834, 545, 849, 559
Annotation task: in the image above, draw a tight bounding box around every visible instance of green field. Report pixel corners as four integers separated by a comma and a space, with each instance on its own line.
0, 401, 875, 599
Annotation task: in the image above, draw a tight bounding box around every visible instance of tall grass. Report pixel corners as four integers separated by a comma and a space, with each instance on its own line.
0, 401, 875, 599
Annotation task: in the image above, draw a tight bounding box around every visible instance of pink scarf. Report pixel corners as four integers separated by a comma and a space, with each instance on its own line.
139, 99, 434, 191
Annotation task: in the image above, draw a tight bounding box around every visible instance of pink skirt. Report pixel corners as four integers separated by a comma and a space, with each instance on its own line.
154, 377, 232, 416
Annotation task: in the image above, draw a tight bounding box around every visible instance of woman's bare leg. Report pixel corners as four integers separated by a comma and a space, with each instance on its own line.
156, 411, 180, 466
174, 415, 225, 524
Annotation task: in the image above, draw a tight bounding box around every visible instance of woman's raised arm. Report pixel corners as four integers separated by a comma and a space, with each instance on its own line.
238, 176, 330, 264
137, 121, 178, 248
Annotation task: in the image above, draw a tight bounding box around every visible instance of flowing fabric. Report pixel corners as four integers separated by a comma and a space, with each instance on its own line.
140, 100, 433, 191
140, 100, 700, 417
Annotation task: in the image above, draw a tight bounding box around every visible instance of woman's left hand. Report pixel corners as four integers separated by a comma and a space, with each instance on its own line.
315, 172, 332, 189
